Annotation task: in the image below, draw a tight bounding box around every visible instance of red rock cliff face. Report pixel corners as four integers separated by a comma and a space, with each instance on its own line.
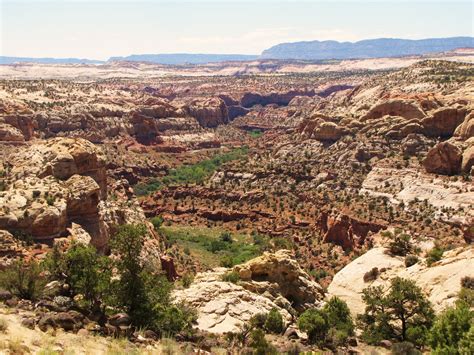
318, 211, 385, 250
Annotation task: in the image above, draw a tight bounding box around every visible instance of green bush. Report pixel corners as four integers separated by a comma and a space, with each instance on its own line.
298, 309, 329, 344
62, 243, 112, 310
428, 303, 473, 354
264, 308, 284, 334
358, 277, 434, 346
405, 255, 419, 267
323, 296, 354, 338
426, 246, 443, 266
457, 287, 474, 308
388, 232, 413, 256
150, 216, 164, 230
221, 271, 240, 284
248, 328, 277, 355
0, 260, 45, 300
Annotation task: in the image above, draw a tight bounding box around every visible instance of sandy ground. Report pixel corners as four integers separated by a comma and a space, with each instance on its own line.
0, 306, 179, 355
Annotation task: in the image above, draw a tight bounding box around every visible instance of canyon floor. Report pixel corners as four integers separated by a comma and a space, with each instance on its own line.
0, 54, 473, 353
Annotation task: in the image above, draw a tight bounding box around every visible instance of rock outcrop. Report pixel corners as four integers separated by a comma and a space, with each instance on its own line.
233, 250, 324, 311
186, 97, 229, 128
328, 247, 474, 315
361, 99, 426, 121
173, 251, 324, 334
454, 111, 474, 140
421, 107, 468, 137
423, 141, 462, 175
318, 212, 385, 250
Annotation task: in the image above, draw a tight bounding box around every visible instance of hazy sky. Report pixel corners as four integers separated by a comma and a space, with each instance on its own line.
1, 0, 473, 60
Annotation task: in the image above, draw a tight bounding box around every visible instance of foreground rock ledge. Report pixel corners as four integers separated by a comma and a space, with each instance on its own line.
173, 250, 324, 334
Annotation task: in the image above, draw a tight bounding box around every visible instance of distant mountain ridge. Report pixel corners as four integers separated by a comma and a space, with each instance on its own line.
261, 37, 474, 60
1, 37, 473, 65
0, 56, 104, 65
108, 53, 258, 65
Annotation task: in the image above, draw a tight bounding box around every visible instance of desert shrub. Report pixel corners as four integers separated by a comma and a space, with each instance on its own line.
249, 313, 268, 329
298, 309, 329, 344
0, 260, 45, 300
150, 216, 164, 230
388, 232, 413, 256
428, 302, 473, 354
405, 255, 419, 267
391, 342, 421, 355
363, 267, 379, 282
264, 308, 284, 334
219, 232, 233, 243
62, 243, 112, 311
457, 287, 474, 308
221, 271, 240, 284
358, 277, 434, 346
153, 303, 197, 337
181, 273, 194, 288
426, 246, 444, 266
458, 324, 474, 354
248, 328, 277, 355
460, 276, 474, 290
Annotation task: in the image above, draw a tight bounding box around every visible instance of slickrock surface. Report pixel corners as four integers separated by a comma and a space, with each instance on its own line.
173, 250, 323, 333
328, 247, 474, 315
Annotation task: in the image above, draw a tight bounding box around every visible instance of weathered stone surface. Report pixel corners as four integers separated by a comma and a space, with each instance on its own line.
233, 250, 324, 311
421, 107, 468, 137
423, 141, 462, 175
328, 247, 474, 315
361, 100, 425, 121
186, 97, 229, 128
0, 123, 24, 142
454, 111, 474, 140
173, 268, 292, 334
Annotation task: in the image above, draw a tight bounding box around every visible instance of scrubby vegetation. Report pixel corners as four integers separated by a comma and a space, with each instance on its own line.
1, 224, 197, 339
298, 296, 354, 347
160, 226, 272, 269
134, 147, 248, 195
358, 277, 434, 348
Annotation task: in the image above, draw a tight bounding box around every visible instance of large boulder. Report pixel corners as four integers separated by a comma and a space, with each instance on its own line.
328, 247, 474, 315
233, 250, 324, 311
422, 107, 468, 138
461, 145, 474, 174
423, 141, 462, 175
361, 99, 425, 121
173, 268, 293, 334
173, 251, 323, 334
312, 122, 347, 142
454, 111, 474, 140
